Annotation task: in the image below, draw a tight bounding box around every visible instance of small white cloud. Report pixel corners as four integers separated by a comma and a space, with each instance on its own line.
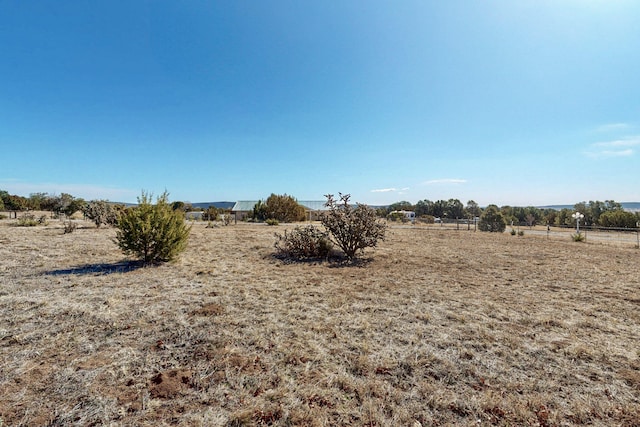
586, 136, 639, 158
584, 149, 633, 159
371, 188, 397, 193
596, 123, 630, 132
423, 179, 467, 185
592, 136, 640, 148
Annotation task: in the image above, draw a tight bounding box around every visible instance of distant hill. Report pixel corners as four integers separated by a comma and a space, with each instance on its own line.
112, 201, 235, 209
538, 202, 640, 212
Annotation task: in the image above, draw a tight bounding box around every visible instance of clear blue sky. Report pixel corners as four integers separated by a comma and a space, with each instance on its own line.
2, 1, 639, 206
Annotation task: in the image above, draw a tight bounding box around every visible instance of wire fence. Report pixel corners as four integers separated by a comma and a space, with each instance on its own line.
397, 218, 640, 248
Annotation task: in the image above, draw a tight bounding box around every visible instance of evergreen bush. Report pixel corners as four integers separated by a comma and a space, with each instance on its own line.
252, 194, 306, 222
478, 205, 506, 232
115, 191, 191, 263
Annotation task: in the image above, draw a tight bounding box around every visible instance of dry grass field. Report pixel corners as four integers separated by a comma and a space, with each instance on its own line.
1, 220, 639, 426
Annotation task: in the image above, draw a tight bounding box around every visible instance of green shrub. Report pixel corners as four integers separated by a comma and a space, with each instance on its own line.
321, 193, 386, 260
15, 214, 39, 227
274, 225, 332, 260
202, 206, 219, 222
510, 228, 517, 235
266, 218, 279, 226
598, 210, 638, 228
571, 232, 585, 242
518, 230, 524, 236
115, 191, 191, 263
14, 214, 47, 227
478, 205, 506, 233
252, 194, 306, 222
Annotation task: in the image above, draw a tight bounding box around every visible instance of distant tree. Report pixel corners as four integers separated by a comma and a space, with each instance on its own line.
202, 206, 219, 221
375, 207, 388, 218
66, 197, 85, 217
478, 205, 506, 232
321, 193, 387, 260
49, 193, 84, 217
253, 194, 306, 222
500, 206, 517, 225
82, 200, 121, 228
5, 194, 28, 211
172, 201, 186, 211
525, 214, 536, 227
388, 201, 414, 214
574, 200, 623, 226
605, 200, 623, 211
446, 199, 465, 219
415, 199, 434, 217
40, 195, 59, 212
598, 210, 638, 228
555, 208, 574, 227
585, 201, 605, 224
465, 200, 482, 218
542, 208, 557, 225
28, 193, 49, 210
251, 200, 267, 221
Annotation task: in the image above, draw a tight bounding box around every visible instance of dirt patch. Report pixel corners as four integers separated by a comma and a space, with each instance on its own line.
191, 302, 225, 316
149, 369, 193, 399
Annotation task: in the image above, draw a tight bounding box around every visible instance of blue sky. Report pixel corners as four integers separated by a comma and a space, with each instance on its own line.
1, 1, 639, 206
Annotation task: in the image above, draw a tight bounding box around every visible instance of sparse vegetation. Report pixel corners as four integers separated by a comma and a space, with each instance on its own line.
13, 213, 47, 227
321, 193, 387, 259
1, 222, 639, 426
572, 232, 586, 242
63, 220, 77, 234
115, 191, 191, 263
82, 200, 121, 228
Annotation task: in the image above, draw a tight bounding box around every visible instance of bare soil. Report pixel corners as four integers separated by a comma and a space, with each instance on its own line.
1, 220, 639, 426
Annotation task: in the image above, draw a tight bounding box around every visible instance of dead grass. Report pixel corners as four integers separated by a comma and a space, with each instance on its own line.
1, 220, 639, 426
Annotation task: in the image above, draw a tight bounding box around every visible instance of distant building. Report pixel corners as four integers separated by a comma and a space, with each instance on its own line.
389, 210, 416, 223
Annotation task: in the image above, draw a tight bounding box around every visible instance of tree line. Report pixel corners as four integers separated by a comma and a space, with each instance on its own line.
381, 198, 640, 229
2, 190, 639, 229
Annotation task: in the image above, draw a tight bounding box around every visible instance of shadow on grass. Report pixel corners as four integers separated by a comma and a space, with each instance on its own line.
45, 260, 147, 276
271, 253, 374, 268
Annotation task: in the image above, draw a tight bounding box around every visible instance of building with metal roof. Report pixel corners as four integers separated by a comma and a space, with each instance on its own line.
231, 200, 328, 221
